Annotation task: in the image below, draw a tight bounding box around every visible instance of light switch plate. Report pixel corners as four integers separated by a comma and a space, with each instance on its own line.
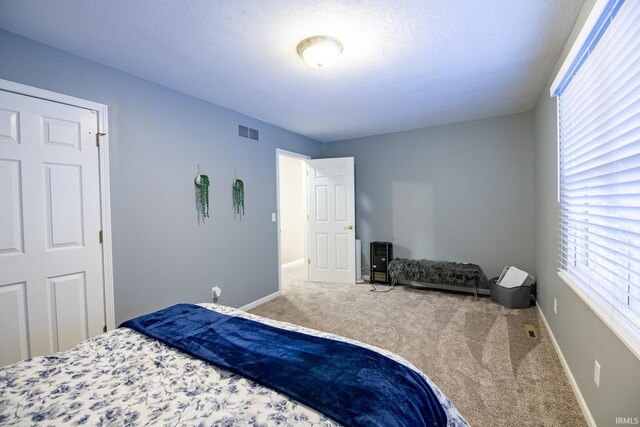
271, 213, 276, 222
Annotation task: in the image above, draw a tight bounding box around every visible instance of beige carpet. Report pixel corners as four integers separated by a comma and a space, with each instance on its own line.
249, 261, 586, 427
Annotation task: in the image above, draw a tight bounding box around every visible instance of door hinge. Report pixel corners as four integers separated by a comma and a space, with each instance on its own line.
99, 230, 104, 243
96, 132, 106, 147
103, 324, 107, 333
308, 258, 311, 265
306, 170, 309, 176
307, 214, 309, 220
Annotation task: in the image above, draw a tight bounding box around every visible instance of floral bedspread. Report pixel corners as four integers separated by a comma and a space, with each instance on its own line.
0, 304, 467, 426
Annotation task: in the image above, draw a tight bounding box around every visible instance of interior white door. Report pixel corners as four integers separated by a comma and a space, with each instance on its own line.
0, 90, 105, 367
307, 157, 355, 283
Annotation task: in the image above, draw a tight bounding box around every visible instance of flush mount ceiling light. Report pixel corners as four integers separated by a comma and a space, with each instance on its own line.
296, 35, 343, 69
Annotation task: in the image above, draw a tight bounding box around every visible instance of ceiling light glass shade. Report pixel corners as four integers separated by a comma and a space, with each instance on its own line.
297, 35, 343, 69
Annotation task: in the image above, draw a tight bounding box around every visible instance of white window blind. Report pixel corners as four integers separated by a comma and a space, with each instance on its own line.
554, 0, 640, 357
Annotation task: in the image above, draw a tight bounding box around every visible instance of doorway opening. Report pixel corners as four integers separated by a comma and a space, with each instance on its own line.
276, 149, 309, 294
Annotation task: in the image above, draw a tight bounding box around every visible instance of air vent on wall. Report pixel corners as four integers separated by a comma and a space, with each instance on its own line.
238, 125, 259, 141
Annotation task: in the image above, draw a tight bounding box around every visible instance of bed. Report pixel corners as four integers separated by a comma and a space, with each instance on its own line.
387, 259, 491, 297
0, 303, 467, 426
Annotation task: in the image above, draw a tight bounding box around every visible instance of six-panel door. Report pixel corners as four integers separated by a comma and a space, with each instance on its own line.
307, 157, 356, 283
0, 90, 105, 367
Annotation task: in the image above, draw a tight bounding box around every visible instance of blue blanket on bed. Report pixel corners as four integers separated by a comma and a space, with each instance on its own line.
120, 304, 447, 427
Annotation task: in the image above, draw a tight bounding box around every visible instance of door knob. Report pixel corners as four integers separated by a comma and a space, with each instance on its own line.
345, 225, 353, 230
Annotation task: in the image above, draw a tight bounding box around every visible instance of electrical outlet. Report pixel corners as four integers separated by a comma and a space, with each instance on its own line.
554, 298, 557, 314
211, 286, 221, 302
594, 360, 600, 387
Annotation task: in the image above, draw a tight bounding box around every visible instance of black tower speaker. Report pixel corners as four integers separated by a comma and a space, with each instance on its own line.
370, 242, 393, 284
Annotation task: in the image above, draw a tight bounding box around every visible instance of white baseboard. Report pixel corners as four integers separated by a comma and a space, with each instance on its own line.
239, 291, 281, 312
536, 304, 596, 427
281, 258, 304, 268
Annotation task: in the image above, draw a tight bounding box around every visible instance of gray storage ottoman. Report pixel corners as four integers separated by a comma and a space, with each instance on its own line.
490, 280, 532, 309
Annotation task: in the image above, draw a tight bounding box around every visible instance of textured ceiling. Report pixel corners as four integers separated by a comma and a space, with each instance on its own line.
0, 0, 584, 142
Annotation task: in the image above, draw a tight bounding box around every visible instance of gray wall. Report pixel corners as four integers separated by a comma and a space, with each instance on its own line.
533, 1, 640, 424
0, 30, 324, 324
324, 112, 534, 279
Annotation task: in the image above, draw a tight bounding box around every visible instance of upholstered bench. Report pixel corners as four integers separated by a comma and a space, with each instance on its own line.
388, 259, 490, 296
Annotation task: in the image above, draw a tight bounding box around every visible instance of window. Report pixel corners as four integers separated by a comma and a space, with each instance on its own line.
551, 0, 640, 357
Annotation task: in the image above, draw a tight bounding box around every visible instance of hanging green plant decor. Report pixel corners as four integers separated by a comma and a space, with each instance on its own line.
232, 179, 245, 219
196, 174, 210, 218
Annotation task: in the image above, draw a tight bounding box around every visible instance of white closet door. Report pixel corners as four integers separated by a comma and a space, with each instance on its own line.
0, 90, 105, 366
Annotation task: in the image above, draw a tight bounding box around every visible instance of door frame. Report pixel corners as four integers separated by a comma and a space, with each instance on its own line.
275, 148, 310, 293
0, 78, 116, 330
